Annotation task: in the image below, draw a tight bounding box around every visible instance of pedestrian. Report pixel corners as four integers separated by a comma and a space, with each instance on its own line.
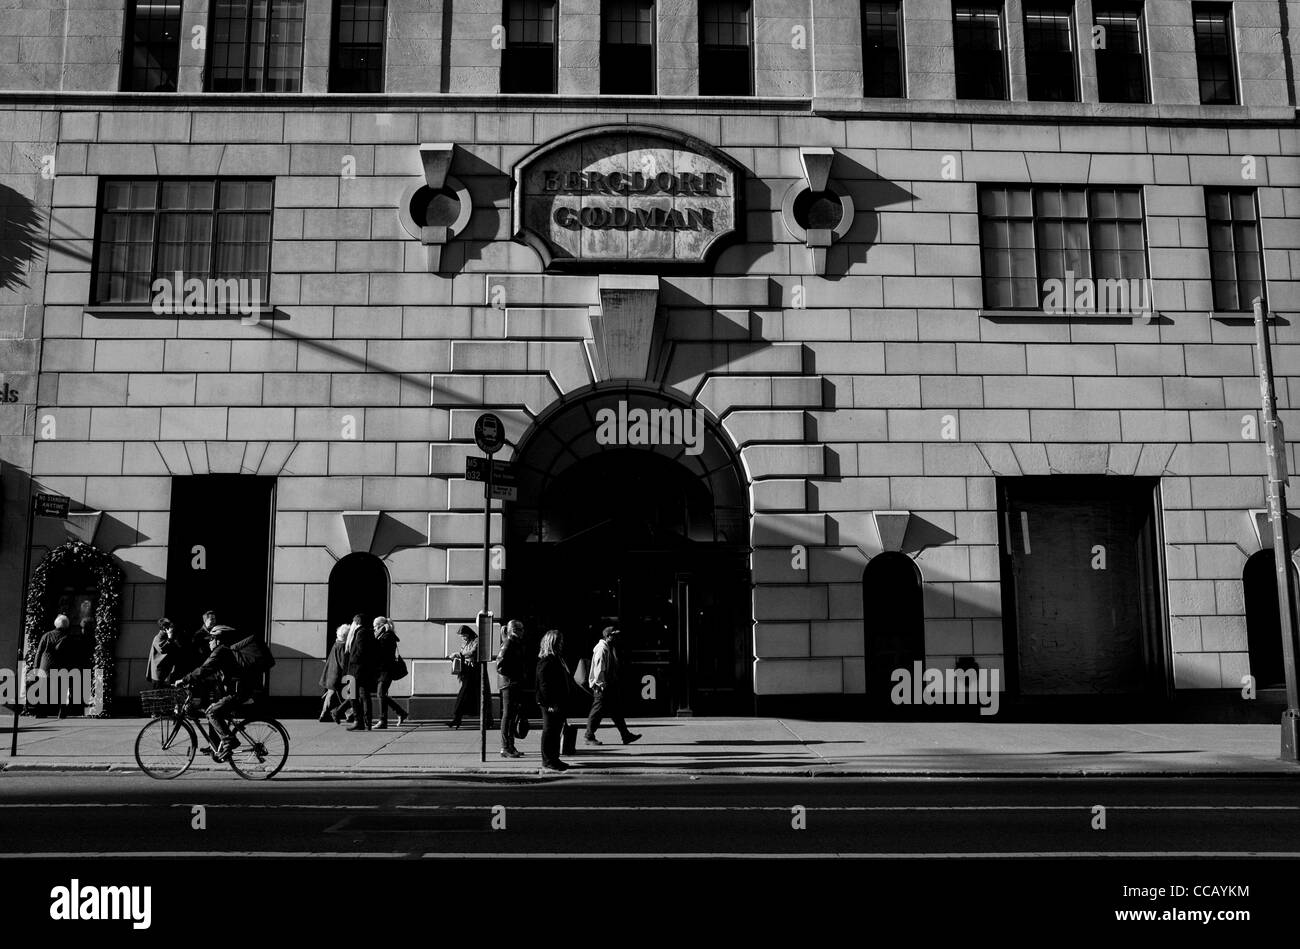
340, 614, 378, 731
147, 617, 181, 686
192, 610, 218, 661
373, 616, 410, 729
535, 629, 571, 772
496, 619, 528, 758
449, 624, 494, 729
33, 614, 83, 719
584, 626, 641, 746
319, 624, 348, 722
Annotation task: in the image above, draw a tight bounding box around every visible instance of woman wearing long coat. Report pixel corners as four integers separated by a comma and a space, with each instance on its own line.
373, 617, 409, 729
319, 624, 348, 722
535, 629, 571, 771
341, 615, 379, 731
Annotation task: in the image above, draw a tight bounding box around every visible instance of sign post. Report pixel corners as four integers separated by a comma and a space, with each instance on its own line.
1253, 297, 1300, 762
473, 414, 505, 764
10, 493, 68, 756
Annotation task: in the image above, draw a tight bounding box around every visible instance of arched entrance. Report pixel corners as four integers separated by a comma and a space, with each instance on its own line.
504, 385, 753, 715
1243, 549, 1298, 690
862, 552, 924, 707
326, 553, 389, 652
24, 540, 124, 716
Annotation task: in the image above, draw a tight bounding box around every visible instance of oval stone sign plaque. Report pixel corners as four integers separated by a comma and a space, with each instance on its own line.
513, 124, 742, 269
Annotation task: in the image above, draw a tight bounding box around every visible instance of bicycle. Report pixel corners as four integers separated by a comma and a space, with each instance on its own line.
134, 683, 289, 780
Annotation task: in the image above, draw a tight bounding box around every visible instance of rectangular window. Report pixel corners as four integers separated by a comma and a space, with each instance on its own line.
330, 0, 386, 92
1023, 1, 1076, 101
93, 178, 272, 305
978, 184, 1148, 310
861, 0, 904, 97
1205, 188, 1264, 311
699, 0, 752, 96
207, 0, 306, 92
954, 1, 1006, 99
502, 0, 557, 93
1193, 3, 1236, 104
601, 0, 655, 94
123, 0, 183, 91
1093, 4, 1147, 103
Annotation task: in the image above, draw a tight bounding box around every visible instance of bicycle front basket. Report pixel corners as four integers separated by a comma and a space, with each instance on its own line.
140, 687, 185, 718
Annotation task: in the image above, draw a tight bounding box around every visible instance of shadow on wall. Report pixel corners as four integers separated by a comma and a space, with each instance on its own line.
0, 184, 46, 292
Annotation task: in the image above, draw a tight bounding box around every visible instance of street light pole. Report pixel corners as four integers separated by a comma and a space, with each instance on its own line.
9, 491, 36, 756
1253, 296, 1300, 761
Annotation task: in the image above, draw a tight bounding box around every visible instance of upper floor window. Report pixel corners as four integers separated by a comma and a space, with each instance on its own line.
123, 0, 182, 91
1093, 3, 1147, 103
1193, 3, 1237, 104
1205, 188, 1264, 312
330, 0, 386, 92
1023, 1, 1076, 101
699, 0, 752, 96
978, 184, 1147, 311
601, 0, 655, 94
207, 0, 305, 92
93, 179, 272, 306
502, 0, 557, 93
953, 2, 1006, 99
861, 0, 904, 97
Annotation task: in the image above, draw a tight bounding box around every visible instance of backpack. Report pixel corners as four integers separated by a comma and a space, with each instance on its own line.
230, 635, 276, 673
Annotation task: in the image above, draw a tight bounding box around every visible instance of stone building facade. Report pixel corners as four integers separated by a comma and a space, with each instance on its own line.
1, 0, 1298, 716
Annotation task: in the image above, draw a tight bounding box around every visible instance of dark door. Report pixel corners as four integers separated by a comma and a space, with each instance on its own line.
862, 552, 925, 706
327, 553, 389, 652
164, 475, 276, 640
1243, 550, 1300, 690
998, 476, 1168, 697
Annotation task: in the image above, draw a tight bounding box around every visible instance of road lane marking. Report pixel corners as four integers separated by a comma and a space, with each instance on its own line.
2, 850, 1300, 859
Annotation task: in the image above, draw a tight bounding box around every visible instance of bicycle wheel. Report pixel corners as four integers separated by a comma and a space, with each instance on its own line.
227, 718, 289, 780
134, 716, 197, 779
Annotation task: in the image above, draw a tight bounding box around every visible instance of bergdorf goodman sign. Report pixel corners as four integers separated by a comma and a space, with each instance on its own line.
513, 125, 741, 268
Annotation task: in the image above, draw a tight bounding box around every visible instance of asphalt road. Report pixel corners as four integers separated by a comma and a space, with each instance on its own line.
0, 772, 1290, 933
0, 771, 1296, 858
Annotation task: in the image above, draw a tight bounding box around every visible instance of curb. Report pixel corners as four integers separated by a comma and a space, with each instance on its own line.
4, 761, 1299, 779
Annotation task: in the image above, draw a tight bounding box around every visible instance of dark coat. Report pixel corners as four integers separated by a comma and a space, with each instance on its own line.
536, 654, 570, 712
319, 639, 347, 691
496, 634, 527, 688
375, 629, 400, 682
344, 625, 380, 690
147, 631, 180, 683
35, 629, 84, 672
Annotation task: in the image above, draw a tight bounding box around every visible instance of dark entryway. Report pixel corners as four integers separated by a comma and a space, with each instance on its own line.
862, 551, 925, 706
504, 388, 753, 715
997, 476, 1169, 699
327, 553, 389, 652
164, 475, 276, 640
1243, 549, 1299, 690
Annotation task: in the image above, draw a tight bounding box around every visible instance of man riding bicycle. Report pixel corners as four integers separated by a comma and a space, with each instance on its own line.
177, 626, 275, 762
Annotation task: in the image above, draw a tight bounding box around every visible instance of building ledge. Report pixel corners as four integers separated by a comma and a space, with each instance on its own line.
979, 308, 1159, 323
84, 304, 280, 320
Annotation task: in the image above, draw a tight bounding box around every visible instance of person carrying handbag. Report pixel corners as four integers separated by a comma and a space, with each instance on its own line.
373, 616, 409, 729
449, 625, 493, 729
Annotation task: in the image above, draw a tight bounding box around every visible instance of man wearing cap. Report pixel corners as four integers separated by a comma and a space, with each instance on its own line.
583, 626, 641, 746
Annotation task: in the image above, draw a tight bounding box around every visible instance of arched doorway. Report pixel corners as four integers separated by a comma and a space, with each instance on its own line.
504, 385, 753, 715
863, 552, 924, 707
326, 553, 389, 652
1243, 549, 1299, 690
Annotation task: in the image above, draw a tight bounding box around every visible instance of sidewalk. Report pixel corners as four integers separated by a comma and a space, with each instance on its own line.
4, 716, 1300, 778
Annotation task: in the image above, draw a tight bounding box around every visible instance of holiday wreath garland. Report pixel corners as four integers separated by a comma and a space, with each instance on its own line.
23, 540, 124, 717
